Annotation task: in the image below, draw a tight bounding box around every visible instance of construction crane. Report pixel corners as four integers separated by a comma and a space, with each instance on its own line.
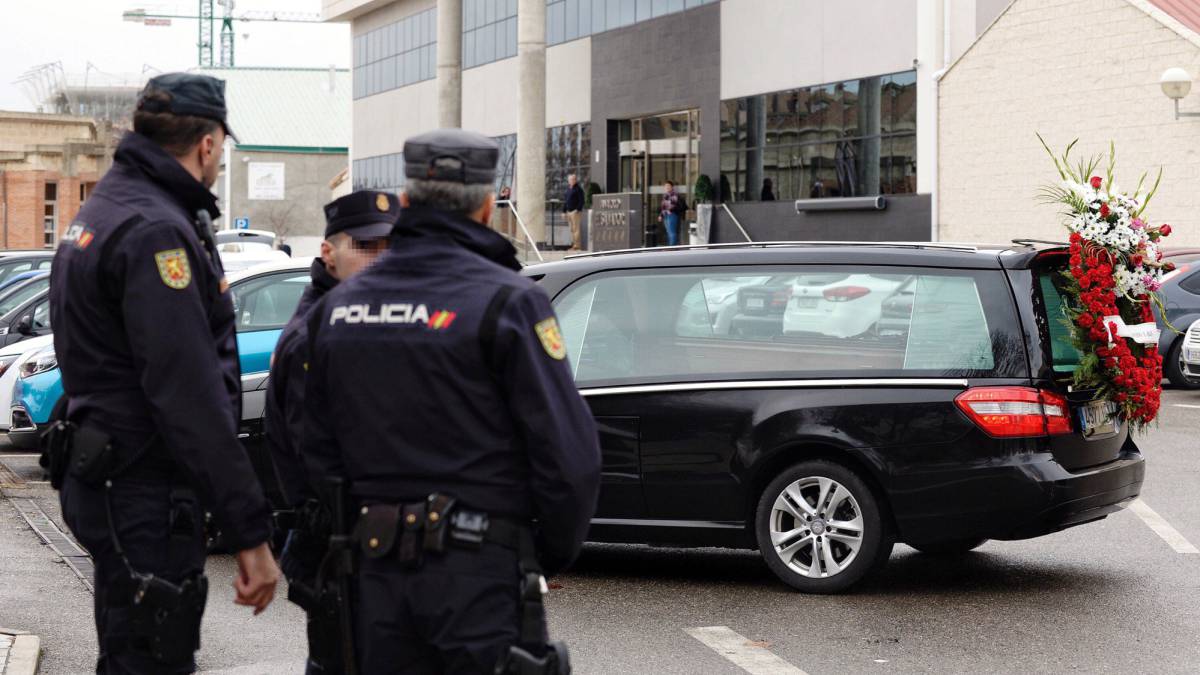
123, 2, 322, 68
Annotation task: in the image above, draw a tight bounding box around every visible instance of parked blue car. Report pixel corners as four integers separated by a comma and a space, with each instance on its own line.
9, 259, 312, 506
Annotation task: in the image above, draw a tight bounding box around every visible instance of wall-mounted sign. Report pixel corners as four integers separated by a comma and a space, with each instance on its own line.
591, 193, 643, 251
248, 162, 285, 200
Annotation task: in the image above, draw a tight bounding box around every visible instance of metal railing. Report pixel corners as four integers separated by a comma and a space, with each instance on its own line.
719, 203, 754, 242
494, 200, 544, 263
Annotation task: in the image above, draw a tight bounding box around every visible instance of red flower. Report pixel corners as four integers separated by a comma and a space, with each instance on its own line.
1131, 254, 1143, 266
1077, 314, 1095, 328
1090, 176, 1102, 189
1161, 224, 1173, 237
1100, 203, 1111, 219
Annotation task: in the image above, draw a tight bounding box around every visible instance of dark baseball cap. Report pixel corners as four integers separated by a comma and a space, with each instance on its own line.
136, 73, 238, 142
403, 129, 499, 186
323, 191, 399, 240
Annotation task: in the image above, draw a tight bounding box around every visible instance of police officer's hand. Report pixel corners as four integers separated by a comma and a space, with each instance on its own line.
234, 542, 281, 615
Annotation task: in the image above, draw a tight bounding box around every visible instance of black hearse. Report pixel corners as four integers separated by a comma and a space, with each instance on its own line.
527, 241, 1144, 593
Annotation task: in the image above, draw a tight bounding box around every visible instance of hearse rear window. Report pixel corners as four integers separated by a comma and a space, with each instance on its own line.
552, 266, 1026, 387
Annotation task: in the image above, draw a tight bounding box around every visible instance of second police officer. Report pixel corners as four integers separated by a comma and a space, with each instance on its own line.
301, 129, 602, 673
264, 190, 396, 673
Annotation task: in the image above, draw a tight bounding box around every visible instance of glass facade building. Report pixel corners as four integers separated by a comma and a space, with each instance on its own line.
719, 71, 917, 202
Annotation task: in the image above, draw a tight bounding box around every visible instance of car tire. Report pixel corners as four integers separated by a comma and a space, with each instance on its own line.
755, 459, 893, 594
909, 537, 988, 556
1165, 339, 1200, 390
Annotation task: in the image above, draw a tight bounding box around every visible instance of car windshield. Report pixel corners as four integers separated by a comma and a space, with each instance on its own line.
1037, 262, 1083, 373
0, 277, 49, 317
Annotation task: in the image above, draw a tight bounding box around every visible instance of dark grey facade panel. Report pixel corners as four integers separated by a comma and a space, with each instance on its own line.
589, 2, 721, 192
711, 194, 932, 243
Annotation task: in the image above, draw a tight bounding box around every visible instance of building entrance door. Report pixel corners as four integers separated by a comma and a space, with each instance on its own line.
618, 109, 700, 246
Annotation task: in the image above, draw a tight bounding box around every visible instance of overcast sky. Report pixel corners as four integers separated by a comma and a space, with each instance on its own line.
0, 0, 350, 111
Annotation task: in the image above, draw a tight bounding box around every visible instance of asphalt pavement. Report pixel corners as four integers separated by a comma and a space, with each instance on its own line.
2, 388, 1199, 674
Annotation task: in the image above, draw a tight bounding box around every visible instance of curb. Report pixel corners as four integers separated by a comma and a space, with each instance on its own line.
0, 629, 41, 675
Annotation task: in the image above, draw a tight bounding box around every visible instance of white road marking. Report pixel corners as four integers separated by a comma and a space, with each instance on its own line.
0, 453, 40, 458
1130, 499, 1200, 554
685, 626, 808, 675
1173, 404, 1200, 409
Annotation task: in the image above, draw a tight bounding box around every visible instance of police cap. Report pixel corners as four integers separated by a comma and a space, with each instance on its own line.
323, 190, 399, 240
403, 129, 498, 185
137, 73, 238, 142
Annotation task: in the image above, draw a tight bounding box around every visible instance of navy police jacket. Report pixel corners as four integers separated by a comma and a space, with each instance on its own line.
302, 206, 602, 574
264, 257, 337, 508
48, 131, 271, 551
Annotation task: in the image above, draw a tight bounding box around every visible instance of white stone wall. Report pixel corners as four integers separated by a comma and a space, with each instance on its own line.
938, 0, 1200, 246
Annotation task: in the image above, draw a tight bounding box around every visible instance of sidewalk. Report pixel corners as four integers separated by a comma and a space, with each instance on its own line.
0, 629, 40, 675
0, 467, 94, 674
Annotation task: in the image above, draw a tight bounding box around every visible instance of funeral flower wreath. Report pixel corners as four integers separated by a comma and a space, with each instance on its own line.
1038, 137, 1176, 430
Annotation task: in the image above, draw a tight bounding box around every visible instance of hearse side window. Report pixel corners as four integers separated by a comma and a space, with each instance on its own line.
1037, 268, 1083, 373
553, 266, 1025, 387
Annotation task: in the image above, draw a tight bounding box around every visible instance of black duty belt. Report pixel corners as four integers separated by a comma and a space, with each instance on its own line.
353, 493, 533, 569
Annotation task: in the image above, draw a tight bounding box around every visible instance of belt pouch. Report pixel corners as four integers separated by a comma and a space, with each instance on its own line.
399, 503, 425, 568
423, 494, 457, 554
356, 504, 400, 560
69, 426, 115, 486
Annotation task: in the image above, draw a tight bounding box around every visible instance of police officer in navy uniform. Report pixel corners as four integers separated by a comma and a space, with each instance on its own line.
301, 129, 602, 673
48, 73, 280, 674
264, 190, 395, 673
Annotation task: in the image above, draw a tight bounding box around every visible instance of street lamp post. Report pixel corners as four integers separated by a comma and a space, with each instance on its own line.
1160, 67, 1200, 119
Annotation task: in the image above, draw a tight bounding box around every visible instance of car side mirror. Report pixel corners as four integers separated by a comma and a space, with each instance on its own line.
16, 314, 33, 336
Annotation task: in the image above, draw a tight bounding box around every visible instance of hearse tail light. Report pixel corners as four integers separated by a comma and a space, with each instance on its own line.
955, 387, 1072, 437
823, 286, 871, 302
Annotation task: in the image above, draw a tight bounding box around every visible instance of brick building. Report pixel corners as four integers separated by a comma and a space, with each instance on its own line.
939, 0, 1200, 246
0, 112, 112, 251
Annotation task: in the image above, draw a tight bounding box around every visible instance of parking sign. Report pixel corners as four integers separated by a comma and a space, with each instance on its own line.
234, 217, 250, 230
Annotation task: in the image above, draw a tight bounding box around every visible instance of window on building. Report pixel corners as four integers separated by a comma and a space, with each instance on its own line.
463, 0, 518, 69
355, 125, 591, 215
719, 71, 917, 202
545, 0, 717, 47
353, 8, 437, 100
352, 153, 406, 195
43, 182, 58, 249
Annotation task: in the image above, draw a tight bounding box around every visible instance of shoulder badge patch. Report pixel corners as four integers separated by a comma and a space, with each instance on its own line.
154, 249, 192, 290
534, 317, 567, 360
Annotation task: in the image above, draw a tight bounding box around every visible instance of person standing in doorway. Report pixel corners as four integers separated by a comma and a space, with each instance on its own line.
564, 174, 585, 251
658, 180, 686, 247
494, 185, 514, 238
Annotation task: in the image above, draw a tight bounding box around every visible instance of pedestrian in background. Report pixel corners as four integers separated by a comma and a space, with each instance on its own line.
564, 173, 585, 251
47, 72, 279, 674
658, 180, 686, 246
265, 190, 394, 674
302, 129, 601, 673
494, 185, 514, 238
761, 178, 776, 201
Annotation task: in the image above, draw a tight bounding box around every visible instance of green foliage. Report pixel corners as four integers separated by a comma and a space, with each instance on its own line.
585, 181, 603, 209
693, 174, 715, 203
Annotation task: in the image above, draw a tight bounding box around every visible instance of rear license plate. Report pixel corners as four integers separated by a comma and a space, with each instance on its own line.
795, 297, 819, 309
1078, 400, 1120, 438
1185, 347, 1199, 363
746, 298, 764, 309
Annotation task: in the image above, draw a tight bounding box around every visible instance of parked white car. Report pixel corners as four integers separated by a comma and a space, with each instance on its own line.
1182, 318, 1200, 377
780, 273, 906, 338
216, 229, 291, 273
0, 334, 53, 433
